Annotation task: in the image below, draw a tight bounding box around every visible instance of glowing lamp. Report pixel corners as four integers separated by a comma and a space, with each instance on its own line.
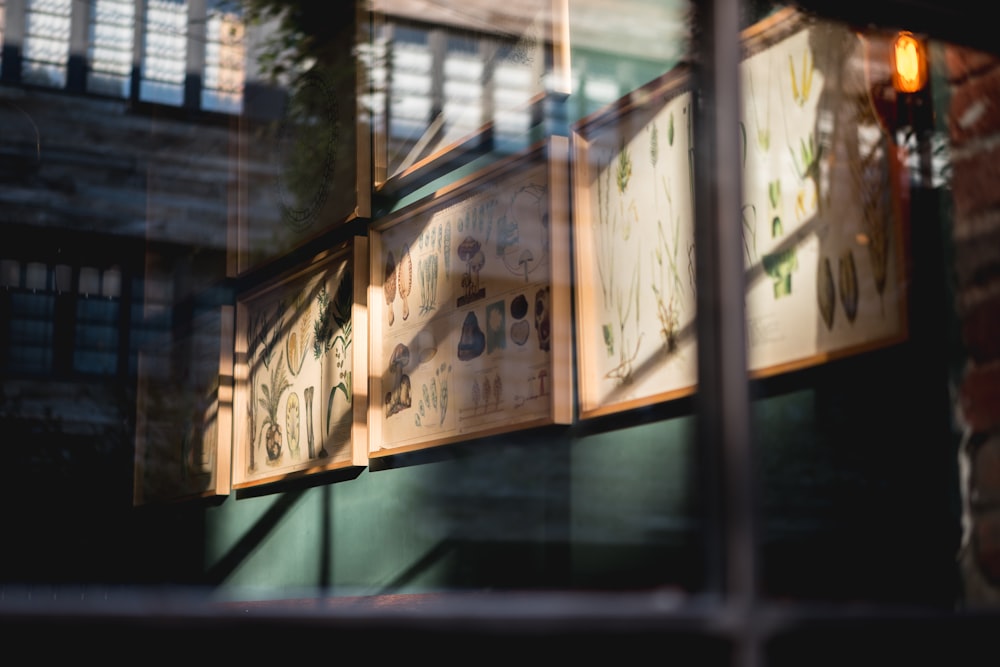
892, 31, 927, 93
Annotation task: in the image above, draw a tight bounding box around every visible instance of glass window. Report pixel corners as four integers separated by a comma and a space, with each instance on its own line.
88, 0, 136, 97
22, 0, 71, 88
140, 0, 188, 105
202, 2, 245, 113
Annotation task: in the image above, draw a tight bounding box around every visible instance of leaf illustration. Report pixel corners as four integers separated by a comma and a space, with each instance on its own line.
839, 250, 859, 323
818, 256, 835, 330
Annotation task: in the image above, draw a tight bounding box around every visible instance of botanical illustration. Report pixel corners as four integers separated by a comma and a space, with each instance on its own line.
575, 79, 698, 417
372, 143, 569, 454
236, 245, 363, 487
740, 15, 906, 374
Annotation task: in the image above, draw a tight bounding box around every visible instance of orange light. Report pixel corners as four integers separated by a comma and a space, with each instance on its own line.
892, 31, 927, 93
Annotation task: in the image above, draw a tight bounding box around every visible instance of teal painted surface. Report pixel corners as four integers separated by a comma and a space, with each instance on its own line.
569, 416, 701, 590
204, 417, 702, 597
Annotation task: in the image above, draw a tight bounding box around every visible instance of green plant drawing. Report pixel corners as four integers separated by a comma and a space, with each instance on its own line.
597, 138, 641, 383
768, 180, 782, 237
789, 48, 814, 107
789, 132, 823, 218
419, 252, 439, 315
748, 62, 771, 151
259, 348, 291, 463
650, 120, 685, 354
313, 270, 354, 455
246, 304, 281, 472
616, 140, 632, 194
606, 258, 642, 384
762, 247, 798, 299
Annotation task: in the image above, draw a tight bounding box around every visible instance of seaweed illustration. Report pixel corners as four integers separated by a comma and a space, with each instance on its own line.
606, 259, 642, 384
246, 304, 281, 472
443, 220, 452, 274
817, 256, 836, 330
398, 243, 413, 320
593, 132, 645, 383
259, 349, 291, 463
789, 48, 814, 107
769, 180, 782, 237
493, 374, 502, 411
384, 250, 397, 326
762, 247, 798, 299
413, 361, 451, 428
789, 132, 822, 218
748, 61, 771, 152
650, 122, 686, 354
418, 225, 441, 315
596, 155, 616, 309
438, 362, 449, 425
418, 253, 440, 315
839, 249, 859, 322
286, 391, 300, 457
313, 271, 354, 454
616, 140, 632, 194
741, 204, 758, 266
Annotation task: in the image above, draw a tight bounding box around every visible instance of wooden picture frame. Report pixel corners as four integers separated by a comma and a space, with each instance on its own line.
572, 8, 910, 420
369, 136, 572, 458
368, 0, 570, 196
739, 8, 909, 377
572, 66, 699, 420
232, 238, 369, 489
133, 304, 234, 505
233, 4, 371, 276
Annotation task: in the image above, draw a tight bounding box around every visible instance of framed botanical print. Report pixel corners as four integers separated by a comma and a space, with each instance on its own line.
232, 238, 369, 488
739, 7, 908, 377
369, 137, 572, 457
572, 65, 699, 420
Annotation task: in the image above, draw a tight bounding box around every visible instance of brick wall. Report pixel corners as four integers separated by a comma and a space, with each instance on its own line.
947, 44, 1000, 605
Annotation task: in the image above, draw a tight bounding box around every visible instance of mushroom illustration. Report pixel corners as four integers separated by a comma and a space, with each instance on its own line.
399, 243, 413, 320
517, 249, 533, 282
384, 251, 397, 326
457, 236, 483, 299
387, 342, 412, 416
469, 249, 485, 292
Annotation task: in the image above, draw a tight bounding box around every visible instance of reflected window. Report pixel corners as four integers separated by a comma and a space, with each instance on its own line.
23, 0, 71, 88
202, 2, 245, 113
140, 0, 188, 105
374, 15, 546, 184
0, 259, 130, 377
88, 0, 136, 97
0, 2, 6, 72
75, 268, 121, 375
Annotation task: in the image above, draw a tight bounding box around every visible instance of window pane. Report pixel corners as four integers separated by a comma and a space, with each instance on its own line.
202, 5, 245, 113
140, 0, 188, 105
88, 0, 136, 97
22, 0, 71, 88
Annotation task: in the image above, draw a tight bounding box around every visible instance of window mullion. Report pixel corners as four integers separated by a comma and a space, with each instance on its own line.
691, 0, 759, 662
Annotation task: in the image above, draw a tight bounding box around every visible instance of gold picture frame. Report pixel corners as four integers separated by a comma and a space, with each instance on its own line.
369, 136, 572, 457
739, 8, 909, 377
232, 238, 369, 489
571, 65, 699, 420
